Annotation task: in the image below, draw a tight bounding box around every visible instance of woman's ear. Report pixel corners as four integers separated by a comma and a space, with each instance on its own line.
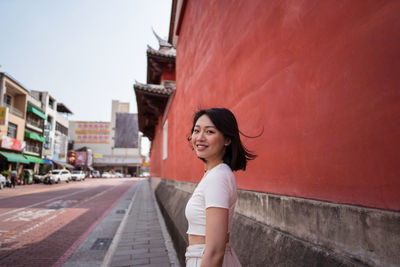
224, 138, 231, 146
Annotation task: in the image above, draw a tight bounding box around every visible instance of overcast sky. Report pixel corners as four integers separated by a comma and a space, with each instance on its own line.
0, 0, 172, 123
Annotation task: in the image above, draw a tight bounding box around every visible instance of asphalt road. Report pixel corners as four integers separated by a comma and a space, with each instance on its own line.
0, 178, 137, 267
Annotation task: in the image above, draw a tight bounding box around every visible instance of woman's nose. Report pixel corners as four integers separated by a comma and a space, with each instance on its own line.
197, 131, 206, 140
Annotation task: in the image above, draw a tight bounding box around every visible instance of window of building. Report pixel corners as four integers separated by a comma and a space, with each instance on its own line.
162, 120, 168, 160
56, 122, 68, 135
7, 122, 17, 138
46, 116, 53, 130
48, 98, 54, 109
44, 137, 52, 150
3, 94, 11, 107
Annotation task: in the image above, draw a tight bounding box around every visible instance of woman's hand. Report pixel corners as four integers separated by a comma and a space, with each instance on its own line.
201, 207, 229, 267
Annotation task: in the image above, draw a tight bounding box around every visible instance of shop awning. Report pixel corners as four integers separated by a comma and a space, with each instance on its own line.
24, 154, 44, 164
53, 160, 74, 169
0, 151, 30, 164
27, 106, 47, 120
24, 131, 46, 142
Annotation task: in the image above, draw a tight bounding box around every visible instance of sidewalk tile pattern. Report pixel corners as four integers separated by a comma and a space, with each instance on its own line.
110, 181, 171, 267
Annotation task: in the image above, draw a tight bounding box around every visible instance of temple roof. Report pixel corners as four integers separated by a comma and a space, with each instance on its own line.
147, 45, 176, 58
134, 81, 175, 96
152, 29, 173, 49
134, 81, 175, 140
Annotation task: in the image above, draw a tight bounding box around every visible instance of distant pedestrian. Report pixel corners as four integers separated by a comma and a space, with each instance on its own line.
185, 108, 257, 267
10, 170, 17, 188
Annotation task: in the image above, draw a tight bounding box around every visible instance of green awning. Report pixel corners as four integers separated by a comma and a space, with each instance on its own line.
24, 131, 46, 142
24, 154, 44, 164
27, 106, 47, 120
0, 151, 30, 164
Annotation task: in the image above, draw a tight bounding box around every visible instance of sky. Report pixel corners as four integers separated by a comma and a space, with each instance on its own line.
0, 0, 171, 120
0, 0, 172, 155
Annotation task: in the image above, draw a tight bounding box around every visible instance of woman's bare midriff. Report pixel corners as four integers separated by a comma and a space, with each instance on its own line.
188, 234, 230, 245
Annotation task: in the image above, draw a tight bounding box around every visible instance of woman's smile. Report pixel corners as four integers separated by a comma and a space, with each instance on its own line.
195, 143, 208, 151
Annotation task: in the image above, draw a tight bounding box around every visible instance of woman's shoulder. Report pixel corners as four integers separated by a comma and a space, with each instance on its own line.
207, 163, 235, 182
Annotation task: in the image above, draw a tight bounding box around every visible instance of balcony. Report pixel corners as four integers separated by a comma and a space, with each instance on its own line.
0, 104, 24, 118
26, 116, 44, 132
24, 144, 41, 156
26, 122, 43, 133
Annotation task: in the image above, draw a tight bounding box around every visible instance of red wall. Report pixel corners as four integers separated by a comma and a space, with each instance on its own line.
161, 67, 176, 82
151, 0, 400, 211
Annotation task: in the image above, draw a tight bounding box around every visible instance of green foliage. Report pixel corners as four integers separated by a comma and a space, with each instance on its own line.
1, 170, 10, 178
40, 164, 51, 174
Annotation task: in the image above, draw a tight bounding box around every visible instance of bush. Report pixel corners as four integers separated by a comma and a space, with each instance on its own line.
1, 170, 10, 178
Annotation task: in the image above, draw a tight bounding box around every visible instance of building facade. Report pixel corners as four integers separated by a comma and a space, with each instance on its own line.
30, 90, 73, 169
0, 72, 30, 171
69, 100, 141, 176
23, 94, 47, 173
136, 1, 400, 266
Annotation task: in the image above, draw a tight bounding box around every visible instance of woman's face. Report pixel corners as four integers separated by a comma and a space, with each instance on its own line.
191, 114, 229, 164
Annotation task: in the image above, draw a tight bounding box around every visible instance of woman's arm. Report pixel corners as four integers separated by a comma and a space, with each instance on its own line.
201, 207, 229, 267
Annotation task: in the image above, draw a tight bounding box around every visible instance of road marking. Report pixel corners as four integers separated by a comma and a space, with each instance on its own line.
46, 200, 78, 209
0, 185, 126, 251
0, 187, 94, 218
3, 209, 66, 244
53, 181, 136, 267
3, 209, 56, 222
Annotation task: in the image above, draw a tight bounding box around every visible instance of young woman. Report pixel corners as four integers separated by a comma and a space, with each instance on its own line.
185, 108, 256, 267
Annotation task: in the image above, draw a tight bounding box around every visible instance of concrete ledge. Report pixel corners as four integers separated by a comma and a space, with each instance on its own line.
231, 213, 366, 267
150, 177, 190, 266
236, 190, 400, 267
150, 177, 400, 266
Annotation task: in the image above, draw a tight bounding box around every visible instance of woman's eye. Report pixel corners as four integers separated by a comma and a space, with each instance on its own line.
206, 130, 214, 134
193, 129, 200, 133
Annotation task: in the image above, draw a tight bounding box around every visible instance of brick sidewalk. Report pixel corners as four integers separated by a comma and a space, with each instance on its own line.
105, 180, 180, 267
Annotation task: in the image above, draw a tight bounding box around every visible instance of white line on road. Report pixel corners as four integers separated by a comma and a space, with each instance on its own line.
0, 185, 124, 246
0, 187, 98, 218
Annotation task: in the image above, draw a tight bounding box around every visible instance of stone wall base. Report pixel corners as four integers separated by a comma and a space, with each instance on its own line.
150, 177, 399, 267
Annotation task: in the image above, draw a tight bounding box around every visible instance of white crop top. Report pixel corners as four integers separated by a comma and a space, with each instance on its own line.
185, 163, 238, 236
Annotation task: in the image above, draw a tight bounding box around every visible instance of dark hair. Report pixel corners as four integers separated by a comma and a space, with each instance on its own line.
188, 108, 257, 171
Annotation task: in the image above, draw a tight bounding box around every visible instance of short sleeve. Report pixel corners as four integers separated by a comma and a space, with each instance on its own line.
204, 170, 233, 209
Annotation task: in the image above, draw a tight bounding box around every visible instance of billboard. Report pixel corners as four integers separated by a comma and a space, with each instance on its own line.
74, 122, 110, 144
115, 113, 138, 148
1, 136, 25, 151
75, 151, 87, 166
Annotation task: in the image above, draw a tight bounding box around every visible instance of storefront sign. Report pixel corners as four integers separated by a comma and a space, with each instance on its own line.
75, 151, 87, 166
1, 136, 25, 151
0, 107, 8, 125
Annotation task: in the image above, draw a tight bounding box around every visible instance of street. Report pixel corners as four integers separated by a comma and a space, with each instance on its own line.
0, 178, 137, 267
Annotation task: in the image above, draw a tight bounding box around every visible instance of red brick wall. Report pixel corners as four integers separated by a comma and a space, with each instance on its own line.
151, 0, 400, 210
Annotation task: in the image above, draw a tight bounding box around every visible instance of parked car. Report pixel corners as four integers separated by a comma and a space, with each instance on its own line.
34, 172, 51, 184
71, 170, 85, 181
101, 172, 112, 178
49, 169, 71, 184
115, 172, 123, 178
92, 170, 100, 178
0, 174, 6, 189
